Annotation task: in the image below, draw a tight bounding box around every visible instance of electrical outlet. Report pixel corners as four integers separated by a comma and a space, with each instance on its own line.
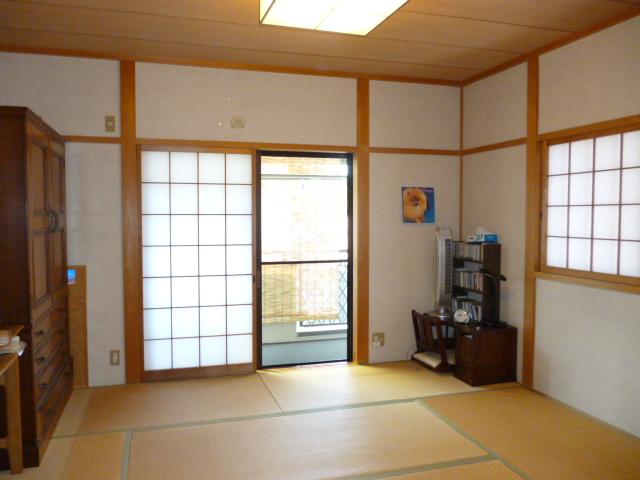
105, 115, 116, 132
110, 349, 120, 366
372, 332, 385, 347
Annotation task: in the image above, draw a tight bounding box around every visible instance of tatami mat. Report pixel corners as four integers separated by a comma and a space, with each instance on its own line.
384, 460, 522, 479
259, 361, 479, 411
56, 374, 280, 435
128, 401, 485, 480
2, 433, 124, 480
425, 387, 640, 480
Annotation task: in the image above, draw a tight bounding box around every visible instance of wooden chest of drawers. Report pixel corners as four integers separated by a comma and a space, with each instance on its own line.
0, 107, 72, 468
455, 325, 517, 387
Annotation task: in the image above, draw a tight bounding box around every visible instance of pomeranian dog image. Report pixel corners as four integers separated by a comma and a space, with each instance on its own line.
403, 187, 429, 223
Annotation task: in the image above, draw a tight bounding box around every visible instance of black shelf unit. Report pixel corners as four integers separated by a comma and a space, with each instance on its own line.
452, 242, 501, 323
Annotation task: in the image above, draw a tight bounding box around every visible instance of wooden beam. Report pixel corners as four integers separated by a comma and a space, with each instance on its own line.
523, 57, 540, 389
537, 115, 640, 142
533, 271, 640, 296
369, 147, 459, 156
63, 135, 123, 144
0, 44, 461, 87
137, 138, 356, 153
356, 78, 370, 365
462, 137, 527, 156
120, 60, 142, 384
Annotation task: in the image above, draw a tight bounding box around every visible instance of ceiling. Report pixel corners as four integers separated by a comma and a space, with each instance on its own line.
1, 0, 639, 83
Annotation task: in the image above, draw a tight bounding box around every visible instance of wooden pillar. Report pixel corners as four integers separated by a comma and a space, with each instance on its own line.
523, 57, 540, 388
356, 78, 370, 364
121, 60, 143, 383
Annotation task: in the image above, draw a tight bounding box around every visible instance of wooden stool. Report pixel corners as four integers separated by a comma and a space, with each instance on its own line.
0, 355, 22, 474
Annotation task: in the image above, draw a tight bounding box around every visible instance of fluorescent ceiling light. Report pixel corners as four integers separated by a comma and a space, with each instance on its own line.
259, 0, 408, 36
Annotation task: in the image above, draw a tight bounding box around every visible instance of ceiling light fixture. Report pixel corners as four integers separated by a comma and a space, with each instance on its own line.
259, 0, 408, 36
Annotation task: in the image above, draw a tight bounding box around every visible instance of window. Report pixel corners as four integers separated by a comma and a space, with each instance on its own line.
140, 149, 254, 372
543, 128, 640, 283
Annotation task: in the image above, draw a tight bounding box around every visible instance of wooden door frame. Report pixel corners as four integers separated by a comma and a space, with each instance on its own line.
122, 64, 371, 383
255, 150, 354, 369
135, 144, 257, 382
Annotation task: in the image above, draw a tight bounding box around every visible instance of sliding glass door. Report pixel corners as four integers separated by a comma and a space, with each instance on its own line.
140, 148, 255, 378
258, 152, 352, 367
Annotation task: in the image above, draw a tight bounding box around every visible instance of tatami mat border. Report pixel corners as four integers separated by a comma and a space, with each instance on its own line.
54, 385, 521, 440
418, 399, 531, 480
329, 455, 494, 480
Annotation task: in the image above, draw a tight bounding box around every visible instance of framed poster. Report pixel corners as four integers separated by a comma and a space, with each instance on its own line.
402, 186, 435, 224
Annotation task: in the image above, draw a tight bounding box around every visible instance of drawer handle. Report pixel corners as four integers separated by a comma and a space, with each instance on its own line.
36, 356, 46, 365
39, 382, 48, 390
34, 330, 45, 337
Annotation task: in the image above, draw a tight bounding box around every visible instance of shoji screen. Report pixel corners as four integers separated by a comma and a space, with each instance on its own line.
141, 149, 254, 372
545, 130, 640, 279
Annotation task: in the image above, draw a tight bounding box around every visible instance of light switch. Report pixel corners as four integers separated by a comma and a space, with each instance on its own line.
105, 115, 116, 132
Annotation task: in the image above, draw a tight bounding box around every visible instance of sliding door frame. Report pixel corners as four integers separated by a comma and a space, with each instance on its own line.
256, 150, 354, 369
138, 144, 258, 382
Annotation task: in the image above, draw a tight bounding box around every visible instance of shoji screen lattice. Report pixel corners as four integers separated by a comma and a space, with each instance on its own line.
545, 130, 640, 278
141, 150, 253, 371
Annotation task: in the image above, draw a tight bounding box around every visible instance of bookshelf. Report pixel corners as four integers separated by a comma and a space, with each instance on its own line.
452, 242, 501, 323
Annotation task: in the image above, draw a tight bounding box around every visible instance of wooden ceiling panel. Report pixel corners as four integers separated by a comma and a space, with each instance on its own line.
372, 11, 567, 53
405, 0, 638, 31
2, 0, 639, 82
17, 0, 260, 24
1, 1, 516, 70
0, 28, 480, 81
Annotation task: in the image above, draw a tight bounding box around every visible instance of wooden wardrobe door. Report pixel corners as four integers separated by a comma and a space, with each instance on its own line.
48, 142, 67, 298
27, 125, 53, 318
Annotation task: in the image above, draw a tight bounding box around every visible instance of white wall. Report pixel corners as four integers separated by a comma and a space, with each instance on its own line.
0, 52, 461, 380
370, 81, 460, 150
533, 15, 640, 437
535, 279, 640, 436
136, 62, 357, 146
462, 145, 526, 378
539, 16, 640, 134
0, 52, 120, 136
369, 154, 460, 363
461, 56, 528, 379
66, 143, 125, 386
463, 63, 527, 149
0, 52, 124, 386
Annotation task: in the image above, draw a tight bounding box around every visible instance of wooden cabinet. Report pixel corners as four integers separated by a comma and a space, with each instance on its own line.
0, 107, 72, 468
454, 325, 517, 387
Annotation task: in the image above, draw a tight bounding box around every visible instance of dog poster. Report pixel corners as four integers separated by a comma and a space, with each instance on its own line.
402, 187, 435, 224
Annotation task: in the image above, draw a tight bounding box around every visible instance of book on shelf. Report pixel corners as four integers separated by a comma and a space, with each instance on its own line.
454, 268, 483, 291
453, 242, 483, 261
452, 296, 483, 322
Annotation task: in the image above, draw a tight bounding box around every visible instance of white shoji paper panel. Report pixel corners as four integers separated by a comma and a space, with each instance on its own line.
141, 150, 253, 372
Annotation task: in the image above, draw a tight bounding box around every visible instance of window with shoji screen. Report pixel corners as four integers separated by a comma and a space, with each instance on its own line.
140, 149, 253, 371
544, 129, 640, 281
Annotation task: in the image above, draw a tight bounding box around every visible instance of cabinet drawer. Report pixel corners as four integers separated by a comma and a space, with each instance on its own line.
33, 317, 68, 375
36, 358, 72, 441
34, 339, 69, 407
33, 298, 67, 351
457, 334, 474, 364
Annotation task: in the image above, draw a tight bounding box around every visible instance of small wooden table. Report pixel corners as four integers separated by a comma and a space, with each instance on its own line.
0, 327, 23, 474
